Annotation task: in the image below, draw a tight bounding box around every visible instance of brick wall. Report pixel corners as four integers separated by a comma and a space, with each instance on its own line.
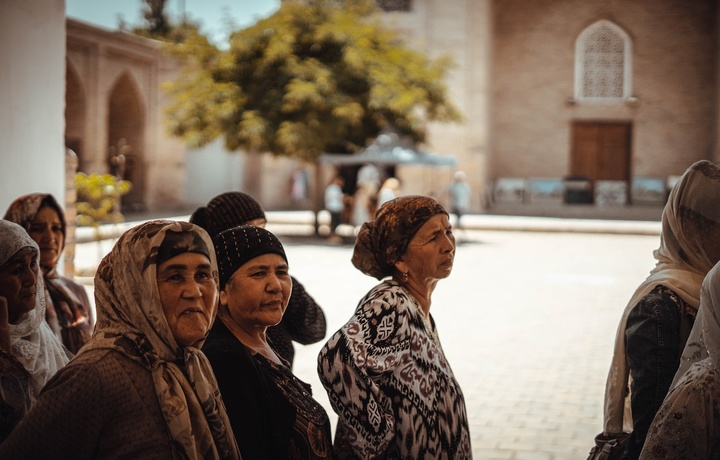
492, 0, 717, 179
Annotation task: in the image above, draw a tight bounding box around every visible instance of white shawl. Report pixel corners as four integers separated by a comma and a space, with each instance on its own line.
0, 220, 69, 397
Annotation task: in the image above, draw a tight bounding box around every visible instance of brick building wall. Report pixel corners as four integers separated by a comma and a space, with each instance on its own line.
491, 0, 717, 180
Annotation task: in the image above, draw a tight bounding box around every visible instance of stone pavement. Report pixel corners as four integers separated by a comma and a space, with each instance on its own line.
73, 211, 663, 459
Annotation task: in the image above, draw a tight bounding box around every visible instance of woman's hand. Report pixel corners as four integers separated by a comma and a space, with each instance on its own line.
0, 296, 10, 352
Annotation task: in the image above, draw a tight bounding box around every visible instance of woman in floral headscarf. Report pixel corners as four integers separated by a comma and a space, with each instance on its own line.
317, 195, 471, 459
0, 220, 69, 442
0, 220, 239, 459
4, 193, 93, 353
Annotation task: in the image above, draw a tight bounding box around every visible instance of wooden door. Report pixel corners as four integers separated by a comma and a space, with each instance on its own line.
571, 122, 631, 181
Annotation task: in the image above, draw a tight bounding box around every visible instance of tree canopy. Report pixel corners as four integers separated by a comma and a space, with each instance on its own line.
163, 0, 462, 163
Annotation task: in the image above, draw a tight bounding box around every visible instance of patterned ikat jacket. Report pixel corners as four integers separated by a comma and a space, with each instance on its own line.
318, 280, 472, 459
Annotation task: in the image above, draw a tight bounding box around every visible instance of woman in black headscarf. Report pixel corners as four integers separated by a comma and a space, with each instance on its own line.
204, 225, 333, 459
191, 191, 326, 367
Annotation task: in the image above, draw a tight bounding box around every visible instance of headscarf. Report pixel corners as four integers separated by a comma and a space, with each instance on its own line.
603, 160, 720, 434
0, 220, 69, 398
3, 193, 93, 352
83, 220, 239, 460
190, 191, 266, 240
213, 225, 288, 289
672, 260, 720, 390
352, 195, 448, 280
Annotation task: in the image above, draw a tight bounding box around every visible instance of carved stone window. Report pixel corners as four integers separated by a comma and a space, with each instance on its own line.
575, 20, 632, 101
377, 0, 411, 12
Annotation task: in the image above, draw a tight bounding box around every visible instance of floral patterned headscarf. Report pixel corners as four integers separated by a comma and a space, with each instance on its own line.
0, 220, 69, 397
352, 195, 448, 280
3, 194, 67, 273
84, 220, 239, 460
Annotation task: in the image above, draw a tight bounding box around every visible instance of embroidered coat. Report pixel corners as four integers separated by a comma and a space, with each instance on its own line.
318, 280, 472, 459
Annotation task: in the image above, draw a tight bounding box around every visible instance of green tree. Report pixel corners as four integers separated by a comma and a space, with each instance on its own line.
126, 0, 203, 44
163, 0, 462, 163
75, 173, 132, 260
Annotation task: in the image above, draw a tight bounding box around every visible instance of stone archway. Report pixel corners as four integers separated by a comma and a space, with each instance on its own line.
107, 72, 146, 211
65, 59, 86, 170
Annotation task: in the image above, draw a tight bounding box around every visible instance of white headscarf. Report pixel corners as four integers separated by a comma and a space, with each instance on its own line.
603, 160, 720, 434
0, 220, 69, 397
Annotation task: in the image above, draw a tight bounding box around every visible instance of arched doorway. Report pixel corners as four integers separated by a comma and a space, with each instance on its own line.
65, 60, 86, 170
107, 72, 145, 211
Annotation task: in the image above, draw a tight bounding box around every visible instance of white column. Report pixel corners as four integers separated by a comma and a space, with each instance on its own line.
0, 0, 66, 211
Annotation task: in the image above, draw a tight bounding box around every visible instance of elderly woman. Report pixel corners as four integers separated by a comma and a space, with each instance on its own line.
317, 195, 472, 459
4, 193, 94, 353
0, 221, 239, 459
191, 191, 327, 367
601, 160, 720, 458
0, 220, 68, 442
640, 260, 720, 459
203, 225, 333, 459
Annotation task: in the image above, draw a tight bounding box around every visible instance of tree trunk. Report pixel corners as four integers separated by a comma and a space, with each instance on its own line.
242, 150, 263, 198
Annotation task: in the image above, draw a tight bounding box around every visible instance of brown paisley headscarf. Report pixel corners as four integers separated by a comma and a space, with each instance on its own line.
3, 193, 93, 353
84, 220, 239, 460
352, 195, 448, 280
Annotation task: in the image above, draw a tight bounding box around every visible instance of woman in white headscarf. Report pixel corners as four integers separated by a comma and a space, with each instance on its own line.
0, 220, 239, 459
0, 220, 68, 442
602, 160, 720, 458
4, 193, 94, 354
640, 260, 720, 459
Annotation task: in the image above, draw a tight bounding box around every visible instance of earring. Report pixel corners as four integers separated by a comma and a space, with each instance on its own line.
402, 272, 409, 282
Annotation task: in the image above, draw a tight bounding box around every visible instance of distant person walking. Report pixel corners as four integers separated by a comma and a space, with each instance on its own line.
447, 171, 471, 231
289, 165, 310, 208
377, 177, 401, 208
324, 176, 345, 238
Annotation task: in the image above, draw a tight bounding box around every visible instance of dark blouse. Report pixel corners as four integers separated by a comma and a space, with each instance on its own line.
203, 320, 333, 460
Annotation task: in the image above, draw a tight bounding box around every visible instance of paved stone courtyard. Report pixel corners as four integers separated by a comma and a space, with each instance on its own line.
76, 222, 660, 459
286, 229, 659, 459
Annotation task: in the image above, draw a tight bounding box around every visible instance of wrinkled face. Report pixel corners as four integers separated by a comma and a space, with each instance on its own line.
0, 248, 39, 324
28, 206, 64, 271
220, 253, 292, 329
396, 214, 455, 282
157, 252, 218, 348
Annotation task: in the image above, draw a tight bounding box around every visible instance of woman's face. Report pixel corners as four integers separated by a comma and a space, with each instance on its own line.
397, 214, 456, 283
246, 218, 267, 228
0, 249, 39, 324
220, 253, 291, 329
28, 206, 64, 270
157, 252, 218, 348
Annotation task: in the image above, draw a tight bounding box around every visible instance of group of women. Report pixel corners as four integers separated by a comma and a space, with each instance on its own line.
0, 189, 471, 459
